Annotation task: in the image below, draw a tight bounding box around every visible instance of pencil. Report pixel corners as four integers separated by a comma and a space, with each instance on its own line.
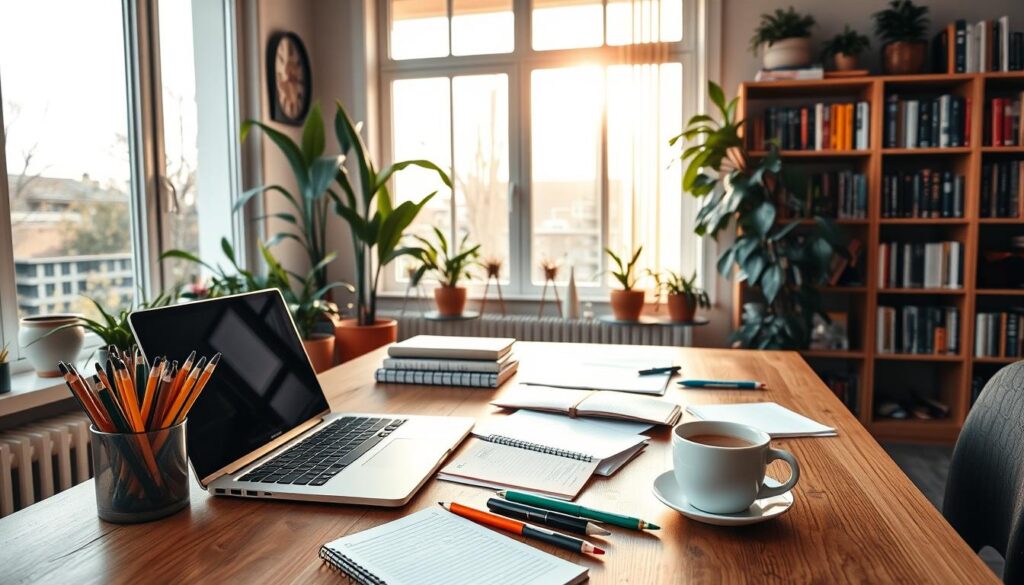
58, 363, 105, 431
152, 362, 176, 427
174, 353, 219, 424
140, 356, 163, 426
162, 357, 205, 428
170, 351, 195, 398
114, 359, 144, 432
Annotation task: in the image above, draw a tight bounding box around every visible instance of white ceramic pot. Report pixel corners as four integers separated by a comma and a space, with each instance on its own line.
18, 315, 84, 377
762, 37, 813, 70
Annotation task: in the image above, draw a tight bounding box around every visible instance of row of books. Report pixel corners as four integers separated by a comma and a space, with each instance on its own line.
877, 241, 964, 290
980, 160, 1024, 218
876, 305, 960, 355
884, 94, 970, 149
975, 311, 1024, 358
821, 373, 859, 415
781, 171, 867, 219
988, 95, 1023, 146
374, 336, 518, 388
933, 17, 1024, 74
748, 102, 870, 151
881, 170, 965, 219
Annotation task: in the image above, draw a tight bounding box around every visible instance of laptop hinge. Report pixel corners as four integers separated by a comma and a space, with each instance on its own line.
199, 410, 330, 486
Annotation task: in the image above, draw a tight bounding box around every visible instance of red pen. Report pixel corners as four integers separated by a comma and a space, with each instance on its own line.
440, 501, 604, 555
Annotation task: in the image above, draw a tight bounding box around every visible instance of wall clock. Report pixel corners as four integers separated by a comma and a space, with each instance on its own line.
266, 32, 311, 126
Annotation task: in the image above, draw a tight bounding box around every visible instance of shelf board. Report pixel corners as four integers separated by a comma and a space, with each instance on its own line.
780, 218, 870, 226
821, 286, 867, 293
748, 149, 869, 158
874, 353, 964, 362
975, 288, 1024, 296
799, 349, 865, 359
882, 147, 971, 156
972, 356, 1021, 365
878, 288, 965, 295
978, 217, 1023, 224
981, 146, 1024, 153
878, 218, 967, 225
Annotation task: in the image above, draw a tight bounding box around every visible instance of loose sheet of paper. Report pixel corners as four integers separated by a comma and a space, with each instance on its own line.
437, 439, 598, 499
685, 402, 837, 437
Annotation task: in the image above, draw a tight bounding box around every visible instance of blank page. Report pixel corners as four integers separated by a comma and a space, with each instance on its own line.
437, 439, 598, 499
686, 402, 837, 437
323, 507, 587, 585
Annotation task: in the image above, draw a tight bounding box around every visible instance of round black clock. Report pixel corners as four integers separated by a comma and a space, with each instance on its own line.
266, 32, 311, 126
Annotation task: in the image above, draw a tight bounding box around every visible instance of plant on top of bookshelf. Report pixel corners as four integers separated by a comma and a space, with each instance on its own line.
673, 81, 845, 349
605, 247, 645, 322
649, 269, 710, 323
750, 7, 816, 70
823, 25, 871, 71
872, 0, 929, 75
413, 227, 481, 317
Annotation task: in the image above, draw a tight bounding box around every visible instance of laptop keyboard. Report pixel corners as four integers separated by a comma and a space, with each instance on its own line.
238, 416, 406, 487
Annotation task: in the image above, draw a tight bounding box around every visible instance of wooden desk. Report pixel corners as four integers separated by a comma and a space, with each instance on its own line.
0, 344, 995, 584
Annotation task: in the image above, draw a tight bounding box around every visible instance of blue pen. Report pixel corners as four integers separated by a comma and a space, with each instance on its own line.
678, 379, 766, 389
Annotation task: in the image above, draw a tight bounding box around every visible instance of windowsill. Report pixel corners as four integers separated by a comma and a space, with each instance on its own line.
0, 369, 74, 418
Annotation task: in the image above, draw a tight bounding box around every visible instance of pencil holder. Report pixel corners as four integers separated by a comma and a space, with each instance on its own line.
90, 420, 190, 523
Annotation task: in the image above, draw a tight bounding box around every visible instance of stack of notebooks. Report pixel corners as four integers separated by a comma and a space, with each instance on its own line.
375, 335, 518, 388
877, 241, 963, 289
877, 305, 961, 356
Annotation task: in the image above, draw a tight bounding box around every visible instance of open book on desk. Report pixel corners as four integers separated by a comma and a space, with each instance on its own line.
492, 384, 683, 426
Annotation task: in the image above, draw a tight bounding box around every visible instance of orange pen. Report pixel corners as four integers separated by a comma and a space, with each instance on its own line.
439, 501, 604, 555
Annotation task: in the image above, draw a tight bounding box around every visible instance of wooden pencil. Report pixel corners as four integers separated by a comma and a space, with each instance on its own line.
174, 353, 220, 425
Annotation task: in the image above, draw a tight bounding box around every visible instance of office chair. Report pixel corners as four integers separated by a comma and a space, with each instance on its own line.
944, 361, 1024, 583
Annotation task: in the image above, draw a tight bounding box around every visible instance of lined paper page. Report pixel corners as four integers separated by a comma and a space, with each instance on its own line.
437, 439, 598, 499
325, 508, 586, 585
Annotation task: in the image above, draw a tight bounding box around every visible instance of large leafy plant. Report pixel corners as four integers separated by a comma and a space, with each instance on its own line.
413, 227, 481, 288
332, 102, 451, 325
873, 0, 929, 44
673, 82, 844, 349
605, 247, 643, 290
750, 7, 816, 54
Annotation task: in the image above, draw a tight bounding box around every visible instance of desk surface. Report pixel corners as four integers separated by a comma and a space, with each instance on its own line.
0, 343, 995, 584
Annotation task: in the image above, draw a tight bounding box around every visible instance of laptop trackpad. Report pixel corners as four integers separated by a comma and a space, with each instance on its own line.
362, 438, 439, 469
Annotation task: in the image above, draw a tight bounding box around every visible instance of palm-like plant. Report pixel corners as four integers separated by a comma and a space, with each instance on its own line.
413, 228, 481, 287
331, 102, 451, 325
605, 247, 643, 290
823, 26, 871, 57
873, 0, 929, 44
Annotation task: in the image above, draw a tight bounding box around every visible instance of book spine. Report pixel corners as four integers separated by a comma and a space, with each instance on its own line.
374, 369, 499, 388
885, 95, 898, 148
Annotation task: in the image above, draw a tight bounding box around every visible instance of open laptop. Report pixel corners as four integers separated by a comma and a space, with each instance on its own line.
128, 289, 473, 506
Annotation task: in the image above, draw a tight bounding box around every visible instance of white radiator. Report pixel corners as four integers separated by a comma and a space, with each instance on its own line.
386, 313, 690, 347
0, 412, 92, 518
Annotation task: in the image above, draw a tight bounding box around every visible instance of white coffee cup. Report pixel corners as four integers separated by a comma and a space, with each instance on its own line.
672, 420, 800, 514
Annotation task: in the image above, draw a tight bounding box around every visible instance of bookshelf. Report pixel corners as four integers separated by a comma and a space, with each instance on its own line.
738, 72, 1024, 444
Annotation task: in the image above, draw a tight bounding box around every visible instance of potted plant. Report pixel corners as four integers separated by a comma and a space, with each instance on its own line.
650, 270, 710, 323
0, 343, 10, 395
750, 7, 816, 70
673, 82, 845, 348
332, 102, 451, 361
605, 247, 645, 322
413, 228, 481, 317
162, 237, 291, 299
823, 26, 871, 71
873, 0, 929, 75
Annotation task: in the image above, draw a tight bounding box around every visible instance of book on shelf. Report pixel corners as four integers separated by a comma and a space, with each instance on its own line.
933, 17, 1024, 73
987, 95, 1023, 147
877, 241, 963, 289
821, 372, 859, 415
980, 160, 1024, 218
975, 310, 1024, 358
876, 305, 960, 355
884, 94, 969, 148
781, 170, 867, 219
828, 239, 864, 286
753, 66, 824, 81
881, 169, 964, 218
376, 335, 519, 388
748, 101, 869, 151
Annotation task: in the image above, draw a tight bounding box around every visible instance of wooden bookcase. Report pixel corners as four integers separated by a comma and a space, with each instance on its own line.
737, 72, 1024, 444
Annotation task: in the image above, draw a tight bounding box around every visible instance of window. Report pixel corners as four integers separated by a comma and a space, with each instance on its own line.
381, 0, 704, 295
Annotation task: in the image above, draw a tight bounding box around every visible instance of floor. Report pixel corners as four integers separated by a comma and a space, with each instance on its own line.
883, 443, 1005, 579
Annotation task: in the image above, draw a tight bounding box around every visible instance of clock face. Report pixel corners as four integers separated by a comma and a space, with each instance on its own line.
268, 33, 311, 125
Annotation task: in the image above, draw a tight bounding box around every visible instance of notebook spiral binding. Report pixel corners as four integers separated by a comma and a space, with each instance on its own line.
484, 435, 594, 462
319, 545, 387, 585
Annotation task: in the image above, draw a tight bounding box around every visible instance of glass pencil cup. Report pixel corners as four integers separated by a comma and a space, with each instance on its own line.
89, 420, 190, 523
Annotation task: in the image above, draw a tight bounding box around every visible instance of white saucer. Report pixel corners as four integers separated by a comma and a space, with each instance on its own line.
652, 470, 794, 526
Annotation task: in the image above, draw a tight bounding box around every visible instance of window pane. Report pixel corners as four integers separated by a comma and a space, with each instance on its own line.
452, 0, 514, 56
533, 0, 603, 51
531, 66, 603, 285
391, 0, 449, 60
453, 74, 509, 280
391, 77, 452, 283
606, 0, 683, 45
2, 0, 135, 319
158, 0, 201, 288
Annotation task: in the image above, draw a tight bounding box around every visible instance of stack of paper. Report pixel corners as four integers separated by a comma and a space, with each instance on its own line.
685, 402, 836, 437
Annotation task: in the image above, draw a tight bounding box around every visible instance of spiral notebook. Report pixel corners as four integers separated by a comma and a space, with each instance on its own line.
320, 507, 588, 585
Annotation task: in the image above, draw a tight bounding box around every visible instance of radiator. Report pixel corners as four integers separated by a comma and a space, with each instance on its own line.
0, 412, 92, 518
385, 312, 691, 347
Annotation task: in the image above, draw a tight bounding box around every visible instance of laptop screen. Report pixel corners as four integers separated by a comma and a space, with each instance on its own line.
130, 290, 330, 482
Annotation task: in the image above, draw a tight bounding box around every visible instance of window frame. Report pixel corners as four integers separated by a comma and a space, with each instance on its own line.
377, 0, 707, 298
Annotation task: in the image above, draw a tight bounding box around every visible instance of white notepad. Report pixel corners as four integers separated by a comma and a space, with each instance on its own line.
685, 402, 837, 437
517, 347, 676, 395
320, 507, 588, 585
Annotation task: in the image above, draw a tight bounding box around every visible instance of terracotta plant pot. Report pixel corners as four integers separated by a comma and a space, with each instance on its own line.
610, 289, 645, 322
302, 334, 336, 374
882, 41, 927, 75
833, 52, 860, 71
18, 315, 84, 377
335, 319, 398, 363
434, 286, 468, 317
762, 37, 813, 70
666, 294, 698, 323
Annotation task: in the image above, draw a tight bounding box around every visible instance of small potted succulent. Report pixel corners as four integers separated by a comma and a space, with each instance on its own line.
414, 228, 481, 317
650, 270, 710, 323
750, 7, 816, 70
0, 343, 10, 395
823, 26, 871, 71
605, 247, 645, 322
873, 0, 929, 75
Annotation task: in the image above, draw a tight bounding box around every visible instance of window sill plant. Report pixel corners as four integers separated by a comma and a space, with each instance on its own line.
823, 26, 871, 72
414, 228, 481, 317
650, 270, 710, 323
605, 247, 645, 322
751, 7, 816, 71
873, 0, 929, 75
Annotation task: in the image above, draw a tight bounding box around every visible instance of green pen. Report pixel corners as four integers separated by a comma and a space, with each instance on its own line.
496, 490, 660, 530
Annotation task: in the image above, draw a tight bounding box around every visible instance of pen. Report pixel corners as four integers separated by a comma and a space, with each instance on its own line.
486, 497, 610, 536
638, 366, 681, 376
678, 379, 766, 389
440, 501, 604, 555
496, 490, 659, 530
